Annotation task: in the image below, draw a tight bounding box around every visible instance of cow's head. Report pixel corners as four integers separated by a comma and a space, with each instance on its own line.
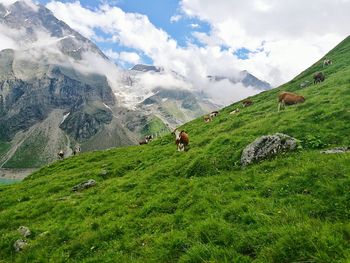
172, 129, 181, 141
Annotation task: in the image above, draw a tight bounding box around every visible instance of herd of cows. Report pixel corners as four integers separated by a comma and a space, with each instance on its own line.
56, 59, 332, 156
166, 58, 332, 152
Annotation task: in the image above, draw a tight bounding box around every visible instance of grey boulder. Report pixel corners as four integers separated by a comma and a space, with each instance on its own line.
72, 179, 96, 192
241, 133, 297, 166
13, 239, 28, 252
18, 226, 31, 237
321, 146, 350, 154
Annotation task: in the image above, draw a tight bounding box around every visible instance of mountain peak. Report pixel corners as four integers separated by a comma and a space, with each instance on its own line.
131, 64, 163, 73
9, 0, 39, 12
208, 71, 272, 90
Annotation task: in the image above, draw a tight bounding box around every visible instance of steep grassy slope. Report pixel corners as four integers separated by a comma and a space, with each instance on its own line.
0, 36, 349, 262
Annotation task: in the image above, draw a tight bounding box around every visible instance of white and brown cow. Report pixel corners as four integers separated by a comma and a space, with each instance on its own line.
58, 150, 64, 159
172, 129, 189, 151
203, 115, 212, 123
323, 59, 332, 67
210, 111, 219, 118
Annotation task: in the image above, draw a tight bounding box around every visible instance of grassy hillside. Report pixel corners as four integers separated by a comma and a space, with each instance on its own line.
0, 36, 349, 262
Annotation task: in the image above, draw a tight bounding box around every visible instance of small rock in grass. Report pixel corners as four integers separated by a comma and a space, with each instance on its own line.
72, 179, 96, 192
18, 226, 31, 237
13, 239, 28, 252
321, 146, 350, 154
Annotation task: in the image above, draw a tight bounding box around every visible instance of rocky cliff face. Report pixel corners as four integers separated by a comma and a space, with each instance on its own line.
0, 53, 115, 140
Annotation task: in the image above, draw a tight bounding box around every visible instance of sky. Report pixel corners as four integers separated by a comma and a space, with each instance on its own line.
1, 0, 350, 105
37, 0, 350, 86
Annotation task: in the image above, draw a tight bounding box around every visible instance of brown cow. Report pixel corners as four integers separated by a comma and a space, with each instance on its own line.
242, 99, 253, 107
313, 72, 325, 84
278, 92, 305, 111
172, 129, 189, 151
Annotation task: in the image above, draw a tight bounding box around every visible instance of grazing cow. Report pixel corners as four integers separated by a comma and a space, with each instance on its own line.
204, 115, 211, 123
230, 108, 240, 115
73, 145, 81, 156
58, 150, 64, 159
323, 59, 332, 67
145, 135, 153, 141
278, 92, 305, 111
139, 140, 148, 145
313, 72, 325, 84
172, 129, 189, 151
210, 111, 219, 118
242, 99, 253, 107
139, 135, 153, 145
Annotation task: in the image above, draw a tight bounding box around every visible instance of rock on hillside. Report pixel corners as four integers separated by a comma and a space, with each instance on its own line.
241, 133, 298, 166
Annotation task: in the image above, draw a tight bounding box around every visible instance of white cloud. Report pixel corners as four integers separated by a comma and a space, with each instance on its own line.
104, 48, 119, 61
189, 23, 200, 29
205, 80, 259, 106
0, 24, 21, 50
170, 14, 182, 23
119, 51, 140, 64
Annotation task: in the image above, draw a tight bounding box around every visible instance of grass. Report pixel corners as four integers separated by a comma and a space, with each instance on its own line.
0, 36, 349, 262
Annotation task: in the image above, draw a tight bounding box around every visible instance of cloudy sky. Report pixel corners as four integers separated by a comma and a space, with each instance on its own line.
36, 0, 350, 86
1, 0, 350, 105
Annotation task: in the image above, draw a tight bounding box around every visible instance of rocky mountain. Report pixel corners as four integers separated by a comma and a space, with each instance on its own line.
0, 1, 152, 168
130, 64, 163, 73
0, 1, 107, 60
125, 65, 218, 128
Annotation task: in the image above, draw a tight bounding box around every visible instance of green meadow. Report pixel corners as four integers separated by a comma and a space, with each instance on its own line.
0, 36, 349, 262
